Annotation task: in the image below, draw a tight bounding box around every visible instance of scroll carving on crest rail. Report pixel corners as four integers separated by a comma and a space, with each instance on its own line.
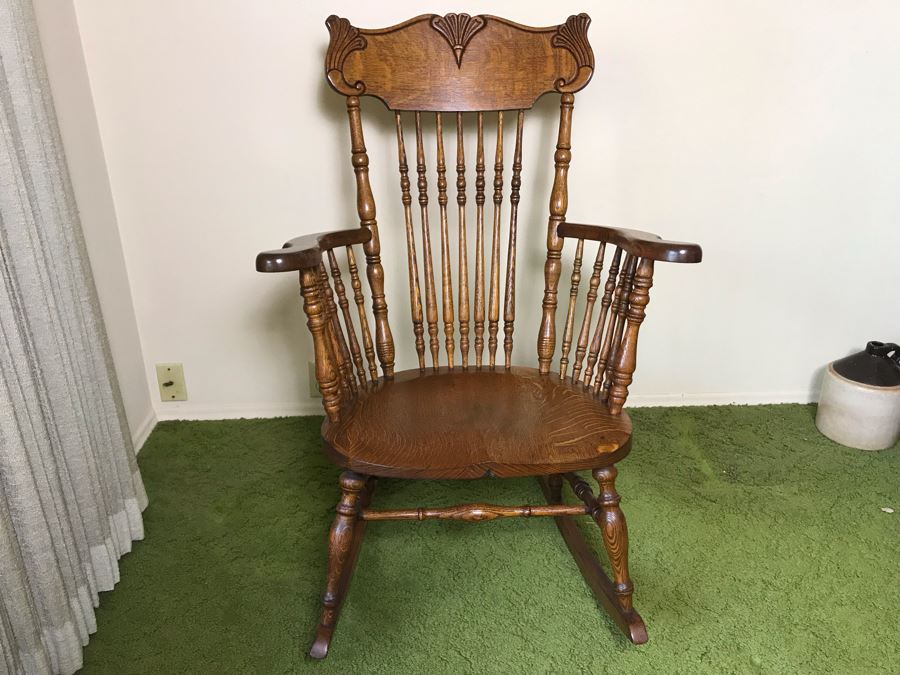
430, 13, 487, 67
552, 13, 595, 92
325, 15, 367, 95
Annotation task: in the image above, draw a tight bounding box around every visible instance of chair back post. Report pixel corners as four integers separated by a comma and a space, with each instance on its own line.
538, 92, 575, 374
345, 96, 395, 378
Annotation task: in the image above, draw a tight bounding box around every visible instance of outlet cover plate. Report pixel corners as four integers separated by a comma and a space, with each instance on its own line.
156, 363, 187, 401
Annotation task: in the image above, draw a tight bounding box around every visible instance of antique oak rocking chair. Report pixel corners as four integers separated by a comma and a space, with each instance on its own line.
256, 13, 701, 658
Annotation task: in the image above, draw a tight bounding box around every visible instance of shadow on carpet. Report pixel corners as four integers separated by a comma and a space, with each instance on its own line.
81, 405, 899, 674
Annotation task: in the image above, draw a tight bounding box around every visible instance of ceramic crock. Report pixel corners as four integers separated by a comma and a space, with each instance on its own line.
815, 341, 900, 450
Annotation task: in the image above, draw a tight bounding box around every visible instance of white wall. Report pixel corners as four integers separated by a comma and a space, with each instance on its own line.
33, 0, 155, 446
66, 0, 900, 419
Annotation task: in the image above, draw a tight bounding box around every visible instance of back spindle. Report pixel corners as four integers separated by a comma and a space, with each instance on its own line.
394, 113, 426, 372
488, 111, 504, 368
345, 246, 378, 382
457, 112, 470, 369
596, 254, 637, 398
571, 242, 606, 383
318, 263, 354, 394
436, 113, 455, 367
583, 246, 622, 386
503, 110, 525, 368
415, 111, 440, 369
474, 112, 486, 368
327, 249, 366, 387
559, 238, 585, 379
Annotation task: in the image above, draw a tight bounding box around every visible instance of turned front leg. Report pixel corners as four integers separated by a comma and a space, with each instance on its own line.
311, 471, 368, 659
592, 466, 634, 612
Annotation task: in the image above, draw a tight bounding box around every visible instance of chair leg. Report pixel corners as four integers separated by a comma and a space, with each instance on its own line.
310, 471, 373, 659
547, 474, 564, 503
538, 471, 647, 644
592, 467, 635, 614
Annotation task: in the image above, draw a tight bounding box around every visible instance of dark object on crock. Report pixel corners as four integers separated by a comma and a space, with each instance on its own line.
832, 341, 900, 387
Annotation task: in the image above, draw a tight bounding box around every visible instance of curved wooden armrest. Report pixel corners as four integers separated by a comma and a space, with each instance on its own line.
256, 228, 372, 273
558, 222, 702, 264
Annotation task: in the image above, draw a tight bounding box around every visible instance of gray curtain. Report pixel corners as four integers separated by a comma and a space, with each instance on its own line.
0, 1, 148, 673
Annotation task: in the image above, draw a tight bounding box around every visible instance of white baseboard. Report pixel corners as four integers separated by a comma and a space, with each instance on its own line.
628, 390, 817, 407
131, 410, 157, 453
150, 390, 817, 423
154, 400, 323, 421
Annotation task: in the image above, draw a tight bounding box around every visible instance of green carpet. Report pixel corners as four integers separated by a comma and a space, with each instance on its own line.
81, 405, 899, 674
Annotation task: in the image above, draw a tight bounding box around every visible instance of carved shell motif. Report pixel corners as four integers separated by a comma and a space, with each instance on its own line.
552, 13, 595, 92
325, 15, 367, 94
430, 13, 487, 67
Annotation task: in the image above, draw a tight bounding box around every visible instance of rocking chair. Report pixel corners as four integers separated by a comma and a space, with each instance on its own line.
256, 12, 702, 659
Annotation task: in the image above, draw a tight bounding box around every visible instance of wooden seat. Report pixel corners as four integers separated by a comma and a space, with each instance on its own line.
256, 12, 702, 660
324, 367, 632, 479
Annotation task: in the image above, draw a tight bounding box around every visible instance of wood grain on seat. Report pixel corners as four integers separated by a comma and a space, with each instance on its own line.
323, 367, 631, 479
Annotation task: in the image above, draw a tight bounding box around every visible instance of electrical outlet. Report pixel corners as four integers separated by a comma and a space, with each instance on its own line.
156, 363, 187, 401
308, 361, 321, 398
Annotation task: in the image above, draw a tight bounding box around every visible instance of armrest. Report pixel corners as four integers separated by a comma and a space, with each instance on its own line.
255, 228, 372, 273
558, 222, 702, 264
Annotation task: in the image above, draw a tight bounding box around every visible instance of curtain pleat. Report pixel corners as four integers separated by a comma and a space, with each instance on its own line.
0, 1, 148, 673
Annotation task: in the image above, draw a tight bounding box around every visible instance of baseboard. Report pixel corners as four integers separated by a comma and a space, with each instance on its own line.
154, 401, 324, 421
150, 390, 818, 423
131, 410, 157, 453
627, 390, 818, 407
